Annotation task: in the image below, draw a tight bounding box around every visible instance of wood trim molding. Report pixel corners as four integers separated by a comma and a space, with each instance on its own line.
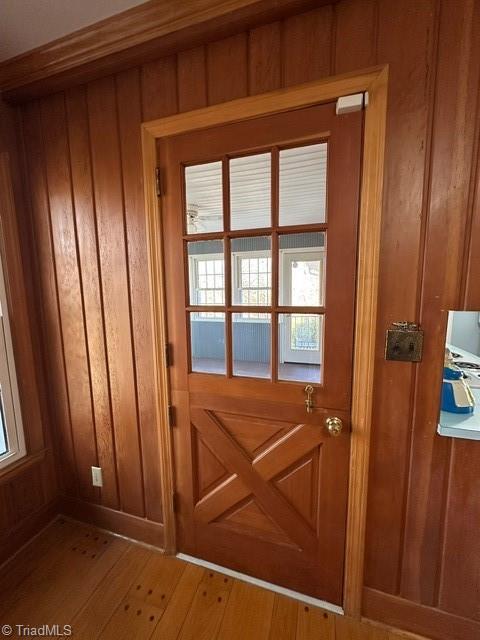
0, 449, 46, 486
142, 126, 176, 555
342, 66, 388, 617
141, 66, 389, 615
0, 0, 325, 103
144, 67, 384, 137
59, 496, 164, 548
363, 588, 480, 640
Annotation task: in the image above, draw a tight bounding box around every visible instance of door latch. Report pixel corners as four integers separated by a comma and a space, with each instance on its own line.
385, 321, 424, 362
304, 385, 314, 413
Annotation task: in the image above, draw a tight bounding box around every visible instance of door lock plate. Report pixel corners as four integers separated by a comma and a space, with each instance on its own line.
385, 322, 423, 362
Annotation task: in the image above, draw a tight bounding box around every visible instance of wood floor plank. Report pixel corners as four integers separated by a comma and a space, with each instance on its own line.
99, 595, 164, 639
335, 615, 390, 639
150, 563, 205, 640
176, 570, 233, 640
72, 544, 151, 638
0, 522, 428, 640
2, 529, 128, 628
268, 594, 298, 640
296, 602, 335, 639
0, 519, 94, 618
126, 552, 186, 610
217, 580, 275, 640
99, 551, 187, 639
0, 518, 77, 608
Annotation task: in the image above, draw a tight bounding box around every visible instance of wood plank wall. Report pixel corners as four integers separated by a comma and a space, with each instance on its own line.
0, 99, 58, 563
16, 0, 480, 637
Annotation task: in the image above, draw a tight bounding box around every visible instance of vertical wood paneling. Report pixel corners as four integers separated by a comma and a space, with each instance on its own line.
207, 33, 248, 104
15, 3, 480, 634
0, 142, 45, 454
87, 76, 145, 517
40, 93, 99, 502
177, 47, 207, 112
364, 0, 437, 595
464, 156, 480, 307
333, 0, 377, 73
116, 68, 163, 523
65, 85, 119, 510
21, 101, 77, 496
141, 56, 178, 121
6, 466, 44, 525
401, 0, 480, 606
0, 98, 58, 559
282, 7, 333, 86
248, 23, 282, 94
439, 442, 480, 619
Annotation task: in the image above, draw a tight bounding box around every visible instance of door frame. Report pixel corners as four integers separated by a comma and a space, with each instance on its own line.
141, 65, 388, 617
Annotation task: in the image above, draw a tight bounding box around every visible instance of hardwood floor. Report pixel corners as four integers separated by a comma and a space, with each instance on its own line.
0, 518, 425, 639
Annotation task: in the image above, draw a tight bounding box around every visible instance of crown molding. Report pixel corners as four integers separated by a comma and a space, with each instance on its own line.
0, 0, 327, 103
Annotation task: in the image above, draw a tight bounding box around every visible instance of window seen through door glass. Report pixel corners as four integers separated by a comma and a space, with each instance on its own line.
230, 153, 271, 230
231, 236, 271, 315
185, 161, 223, 234
279, 143, 327, 226
187, 240, 224, 311
279, 232, 326, 307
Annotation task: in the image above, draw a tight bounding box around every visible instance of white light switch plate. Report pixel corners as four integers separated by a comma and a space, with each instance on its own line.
91, 466, 103, 487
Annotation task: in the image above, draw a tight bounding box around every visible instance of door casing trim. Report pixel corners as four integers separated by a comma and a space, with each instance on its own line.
141, 65, 388, 617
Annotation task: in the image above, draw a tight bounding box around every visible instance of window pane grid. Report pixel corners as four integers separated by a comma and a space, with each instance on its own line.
184, 143, 328, 381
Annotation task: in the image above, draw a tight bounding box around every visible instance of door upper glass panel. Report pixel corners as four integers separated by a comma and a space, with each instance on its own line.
231, 236, 271, 309
230, 153, 271, 230
183, 142, 328, 383
279, 143, 327, 226
187, 240, 224, 307
185, 161, 223, 234
279, 232, 326, 307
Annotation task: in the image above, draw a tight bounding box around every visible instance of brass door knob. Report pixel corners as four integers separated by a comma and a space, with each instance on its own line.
325, 416, 343, 437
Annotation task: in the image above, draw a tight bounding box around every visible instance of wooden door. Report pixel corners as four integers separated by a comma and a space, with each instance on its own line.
160, 103, 363, 604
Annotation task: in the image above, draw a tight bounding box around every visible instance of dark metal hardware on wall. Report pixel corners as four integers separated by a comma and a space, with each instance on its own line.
385, 322, 424, 362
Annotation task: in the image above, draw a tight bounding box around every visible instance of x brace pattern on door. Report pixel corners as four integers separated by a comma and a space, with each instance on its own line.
191, 407, 325, 553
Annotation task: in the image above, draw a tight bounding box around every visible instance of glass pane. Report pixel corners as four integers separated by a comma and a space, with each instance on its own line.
185, 161, 223, 234
278, 314, 323, 383
233, 313, 271, 379
190, 312, 226, 374
230, 153, 271, 230
187, 240, 224, 307
0, 390, 7, 456
231, 236, 271, 312
279, 143, 327, 226
279, 233, 326, 306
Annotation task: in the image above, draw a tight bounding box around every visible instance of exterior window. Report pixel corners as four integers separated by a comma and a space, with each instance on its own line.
233, 253, 271, 320
0, 253, 25, 469
189, 254, 225, 319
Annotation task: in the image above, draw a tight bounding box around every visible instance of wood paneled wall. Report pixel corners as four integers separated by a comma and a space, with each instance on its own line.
0, 99, 58, 563
16, 0, 480, 637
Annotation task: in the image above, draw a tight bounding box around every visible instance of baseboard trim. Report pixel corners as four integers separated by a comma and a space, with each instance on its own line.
0, 499, 59, 566
177, 552, 344, 615
58, 496, 164, 548
363, 587, 480, 640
